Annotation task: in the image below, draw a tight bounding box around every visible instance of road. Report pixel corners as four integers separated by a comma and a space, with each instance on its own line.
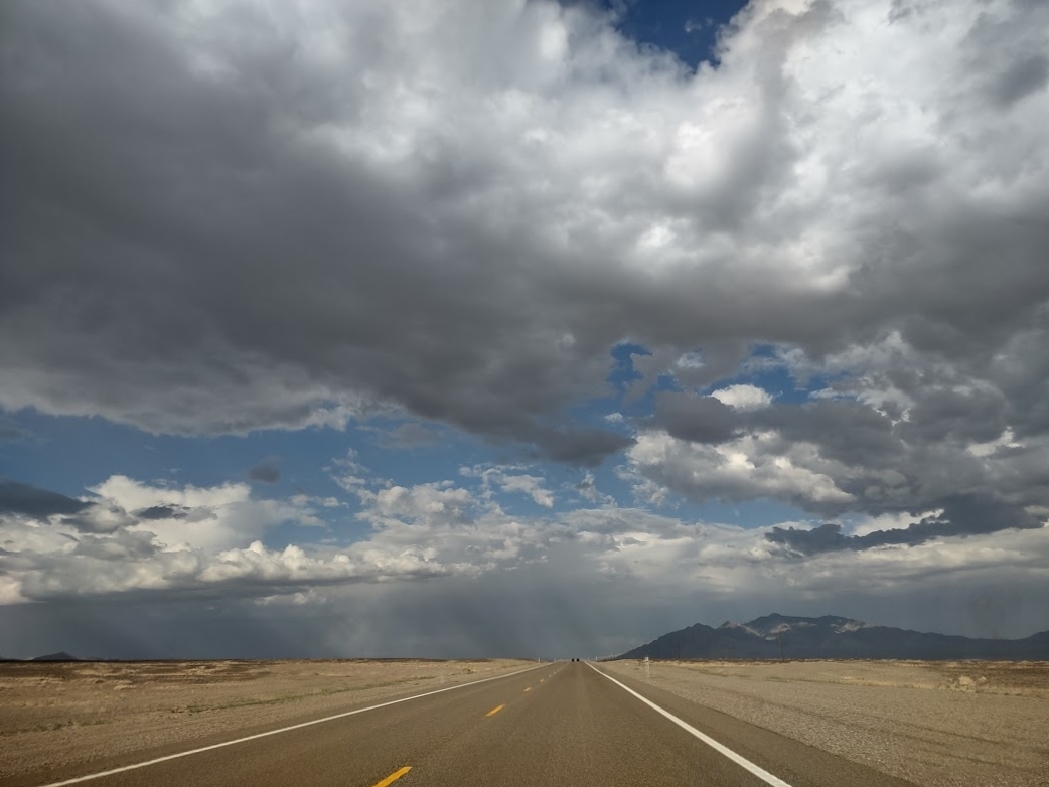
15, 662, 918, 787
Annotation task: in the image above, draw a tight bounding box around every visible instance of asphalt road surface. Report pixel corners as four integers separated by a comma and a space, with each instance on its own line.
16, 662, 919, 787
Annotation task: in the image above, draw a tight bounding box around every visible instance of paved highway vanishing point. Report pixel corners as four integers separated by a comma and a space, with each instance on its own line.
18, 661, 918, 787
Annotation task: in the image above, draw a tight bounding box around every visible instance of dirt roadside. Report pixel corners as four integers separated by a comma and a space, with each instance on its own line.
0, 658, 534, 781
601, 658, 1049, 787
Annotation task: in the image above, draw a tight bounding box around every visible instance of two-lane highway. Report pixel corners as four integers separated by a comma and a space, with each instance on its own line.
17, 662, 918, 787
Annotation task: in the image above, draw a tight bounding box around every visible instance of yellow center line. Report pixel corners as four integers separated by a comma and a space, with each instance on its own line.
539, 679, 544, 683
485, 704, 505, 717
523, 686, 532, 692
371, 766, 411, 787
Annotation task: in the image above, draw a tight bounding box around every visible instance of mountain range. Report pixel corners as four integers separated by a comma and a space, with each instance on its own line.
618, 614, 1049, 660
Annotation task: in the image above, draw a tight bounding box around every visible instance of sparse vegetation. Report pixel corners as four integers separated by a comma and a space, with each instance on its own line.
0, 658, 531, 781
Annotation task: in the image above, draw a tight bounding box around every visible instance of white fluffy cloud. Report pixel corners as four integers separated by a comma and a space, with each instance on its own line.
461, 465, 556, 508
2, 470, 1047, 650
710, 383, 773, 410
627, 430, 856, 508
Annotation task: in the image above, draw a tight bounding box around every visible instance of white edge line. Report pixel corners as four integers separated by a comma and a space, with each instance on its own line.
586, 662, 794, 787
36, 662, 548, 787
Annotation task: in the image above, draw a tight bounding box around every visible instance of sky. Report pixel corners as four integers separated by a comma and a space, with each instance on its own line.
1, 0, 1048, 659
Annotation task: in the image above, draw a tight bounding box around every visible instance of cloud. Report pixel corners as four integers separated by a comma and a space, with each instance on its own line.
627, 383, 1049, 533
375, 422, 441, 449
0, 479, 90, 518
0, 475, 449, 603
88, 475, 325, 550
709, 383, 772, 411
2, 474, 1049, 653
626, 430, 856, 510
3, 0, 1049, 653
650, 391, 739, 443
574, 470, 612, 504
248, 461, 280, 484
767, 494, 1045, 554
1, 0, 1044, 474
460, 465, 556, 509
135, 505, 189, 520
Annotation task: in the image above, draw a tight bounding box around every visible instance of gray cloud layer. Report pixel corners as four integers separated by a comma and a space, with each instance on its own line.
0, 479, 91, 518
3, 0, 1047, 469
767, 494, 1044, 555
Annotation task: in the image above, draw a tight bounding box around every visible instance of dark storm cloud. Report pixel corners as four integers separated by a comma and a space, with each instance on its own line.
752, 400, 901, 467
649, 392, 739, 444
135, 505, 189, 520
248, 461, 280, 484
767, 494, 1043, 554
0, 480, 139, 534
0, 479, 90, 517
2, 0, 1046, 475
532, 428, 637, 467
766, 522, 849, 554
961, 0, 1049, 107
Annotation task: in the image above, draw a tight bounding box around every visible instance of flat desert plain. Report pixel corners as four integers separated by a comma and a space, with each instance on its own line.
603, 658, 1049, 787
0, 658, 532, 782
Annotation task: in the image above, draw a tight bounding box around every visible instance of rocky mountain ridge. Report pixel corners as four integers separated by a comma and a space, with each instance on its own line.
619, 614, 1049, 660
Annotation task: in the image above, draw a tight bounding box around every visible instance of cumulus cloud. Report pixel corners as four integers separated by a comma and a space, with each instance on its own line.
461, 465, 556, 508
710, 383, 772, 411
3, 469, 1049, 652
1, 0, 1045, 469
0, 475, 461, 603
626, 430, 856, 510
573, 470, 613, 505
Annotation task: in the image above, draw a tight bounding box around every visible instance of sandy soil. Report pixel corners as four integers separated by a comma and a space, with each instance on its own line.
0, 658, 533, 781
602, 658, 1049, 787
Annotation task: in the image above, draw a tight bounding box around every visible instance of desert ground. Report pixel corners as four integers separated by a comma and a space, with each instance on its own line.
2, 658, 1047, 786
602, 658, 1049, 787
0, 658, 533, 782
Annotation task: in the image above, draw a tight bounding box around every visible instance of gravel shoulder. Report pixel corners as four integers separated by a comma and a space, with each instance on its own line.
601, 658, 1049, 787
0, 658, 533, 781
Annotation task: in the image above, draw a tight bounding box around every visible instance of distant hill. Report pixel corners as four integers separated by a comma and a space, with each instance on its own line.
31, 652, 79, 661
618, 614, 1049, 660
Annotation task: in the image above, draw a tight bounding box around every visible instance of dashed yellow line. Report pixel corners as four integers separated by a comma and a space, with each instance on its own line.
371, 766, 411, 787
485, 704, 505, 717
523, 686, 532, 692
